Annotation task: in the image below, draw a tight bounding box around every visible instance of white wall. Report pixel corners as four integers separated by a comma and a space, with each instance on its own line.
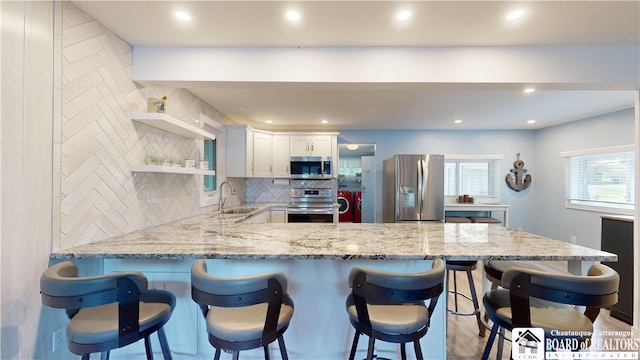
533, 108, 635, 249
1, 1, 55, 358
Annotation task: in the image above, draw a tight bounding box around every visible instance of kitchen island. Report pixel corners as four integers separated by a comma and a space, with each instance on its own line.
50, 206, 616, 360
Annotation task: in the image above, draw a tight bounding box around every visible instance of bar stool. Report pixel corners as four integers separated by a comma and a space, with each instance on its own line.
469, 216, 501, 224
40, 261, 176, 360
481, 263, 619, 360
444, 216, 485, 336
446, 260, 485, 337
190, 260, 294, 360
444, 216, 472, 223
345, 259, 445, 360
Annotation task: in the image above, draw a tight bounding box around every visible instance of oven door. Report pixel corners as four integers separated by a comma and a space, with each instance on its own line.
287, 207, 334, 223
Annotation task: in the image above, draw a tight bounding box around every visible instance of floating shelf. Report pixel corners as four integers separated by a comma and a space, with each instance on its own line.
131, 112, 216, 140
131, 165, 216, 176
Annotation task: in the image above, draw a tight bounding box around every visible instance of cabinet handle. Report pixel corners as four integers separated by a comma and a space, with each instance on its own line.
311, 143, 314, 151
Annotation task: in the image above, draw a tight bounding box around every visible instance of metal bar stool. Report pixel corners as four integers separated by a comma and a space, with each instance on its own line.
445, 216, 485, 336
446, 260, 486, 337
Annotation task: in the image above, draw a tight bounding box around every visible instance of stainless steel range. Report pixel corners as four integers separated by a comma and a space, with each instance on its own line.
287, 188, 335, 223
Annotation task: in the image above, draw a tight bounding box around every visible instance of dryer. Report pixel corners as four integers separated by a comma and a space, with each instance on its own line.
337, 191, 353, 222
353, 191, 362, 223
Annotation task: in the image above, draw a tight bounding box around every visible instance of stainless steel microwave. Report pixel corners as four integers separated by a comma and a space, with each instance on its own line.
290, 156, 332, 179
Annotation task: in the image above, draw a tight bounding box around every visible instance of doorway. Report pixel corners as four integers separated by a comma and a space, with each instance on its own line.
338, 144, 376, 223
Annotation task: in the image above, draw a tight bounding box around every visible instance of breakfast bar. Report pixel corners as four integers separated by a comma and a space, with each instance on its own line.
51, 207, 617, 360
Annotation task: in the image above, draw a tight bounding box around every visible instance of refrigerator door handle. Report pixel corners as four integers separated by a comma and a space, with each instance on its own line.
418, 159, 424, 215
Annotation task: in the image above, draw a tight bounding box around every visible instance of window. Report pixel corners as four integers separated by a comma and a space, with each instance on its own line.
444, 155, 502, 202
561, 145, 634, 214
203, 138, 216, 192
198, 115, 223, 207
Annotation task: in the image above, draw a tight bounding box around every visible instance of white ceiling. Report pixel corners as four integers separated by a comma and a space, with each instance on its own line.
72, 1, 640, 130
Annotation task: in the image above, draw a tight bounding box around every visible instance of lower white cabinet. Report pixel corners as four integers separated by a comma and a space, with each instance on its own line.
242, 209, 287, 224
242, 211, 270, 224
269, 209, 286, 223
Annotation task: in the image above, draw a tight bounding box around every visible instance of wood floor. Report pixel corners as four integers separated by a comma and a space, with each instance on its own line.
445, 261, 638, 360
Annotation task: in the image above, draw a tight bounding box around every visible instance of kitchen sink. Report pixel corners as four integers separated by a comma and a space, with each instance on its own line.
221, 207, 258, 214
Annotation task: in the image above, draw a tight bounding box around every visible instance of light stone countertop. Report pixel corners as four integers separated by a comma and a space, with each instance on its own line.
50, 204, 617, 262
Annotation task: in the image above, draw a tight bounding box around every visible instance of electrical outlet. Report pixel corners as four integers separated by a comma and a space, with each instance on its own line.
570, 236, 577, 244
146, 191, 157, 204
52, 327, 65, 353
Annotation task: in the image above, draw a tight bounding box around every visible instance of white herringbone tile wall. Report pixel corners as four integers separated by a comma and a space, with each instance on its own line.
57, 2, 231, 249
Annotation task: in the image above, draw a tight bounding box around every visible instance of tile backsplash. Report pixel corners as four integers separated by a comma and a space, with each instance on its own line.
245, 178, 337, 203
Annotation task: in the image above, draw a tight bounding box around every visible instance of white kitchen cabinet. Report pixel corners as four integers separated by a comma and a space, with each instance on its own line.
253, 130, 273, 177
289, 135, 332, 157
269, 209, 286, 223
242, 209, 286, 223
242, 211, 270, 224
226, 125, 254, 177
226, 127, 337, 178
272, 135, 290, 177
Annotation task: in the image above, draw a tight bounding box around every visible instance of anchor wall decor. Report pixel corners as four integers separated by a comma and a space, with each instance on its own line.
506, 152, 532, 192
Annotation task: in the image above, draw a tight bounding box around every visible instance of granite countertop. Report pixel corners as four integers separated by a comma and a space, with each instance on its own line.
51, 204, 617, 262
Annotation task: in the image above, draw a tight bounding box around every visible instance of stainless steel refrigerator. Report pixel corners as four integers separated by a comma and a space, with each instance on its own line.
383, 154, 445, 222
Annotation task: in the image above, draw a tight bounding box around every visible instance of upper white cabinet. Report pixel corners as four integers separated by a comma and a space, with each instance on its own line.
272, 135, 290, 177
253, 130, 273, 177
225, 126, 337, 178
226, 125, 254, 177
290, 135, 332, 157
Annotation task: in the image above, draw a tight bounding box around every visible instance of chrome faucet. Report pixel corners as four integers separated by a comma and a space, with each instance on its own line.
218, 181, 237, 212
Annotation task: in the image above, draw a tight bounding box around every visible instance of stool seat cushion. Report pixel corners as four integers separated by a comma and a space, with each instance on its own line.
484, 260, 571, 285
207, 302, 294, 342
347, 303, 429, 335
68, 298, 172, 345
484, 289, 592, 336
445, 216, 472, 223
446, 260, 478, 270
468, 217, 501, 223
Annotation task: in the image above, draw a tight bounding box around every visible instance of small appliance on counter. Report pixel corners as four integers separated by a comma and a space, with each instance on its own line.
383, 154, 445, 223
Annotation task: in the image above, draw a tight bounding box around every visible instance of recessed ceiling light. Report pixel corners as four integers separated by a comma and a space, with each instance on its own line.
527, 119, 536, 124
506, 10, 524, 21
523, 87, 535, 94
396, 10, 412, 21
286, 10, 301, 22
346, 144, 359, 151
266, 120, 273, 124
175, 11, 191, 21
321, 120, 328, 124
454, 119, 463, 124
